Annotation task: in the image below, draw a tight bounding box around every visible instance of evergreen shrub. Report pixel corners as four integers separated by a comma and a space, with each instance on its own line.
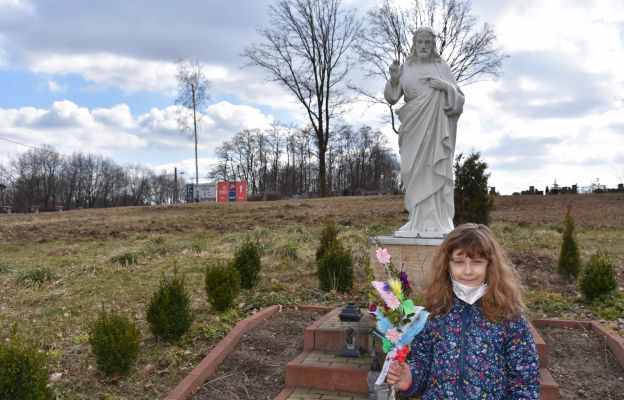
205, 261, 241, 311
315, 220, 338, 261
317, 242, 354, 293
0, 333, 53, 400
579, 251, 618, 301
89, 310, 141, 376
453, 151, 494, 225
231, 238, 262, 289
146, 267, 193, 341
557, 206, 581, 279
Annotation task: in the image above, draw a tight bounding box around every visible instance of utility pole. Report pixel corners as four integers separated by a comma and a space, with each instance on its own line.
173, 167, 178, 204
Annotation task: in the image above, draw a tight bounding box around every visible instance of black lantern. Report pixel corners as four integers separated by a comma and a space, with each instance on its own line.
338, 302, 363, 357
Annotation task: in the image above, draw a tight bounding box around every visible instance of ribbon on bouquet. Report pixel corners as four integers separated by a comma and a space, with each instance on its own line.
375, 348, 397, 385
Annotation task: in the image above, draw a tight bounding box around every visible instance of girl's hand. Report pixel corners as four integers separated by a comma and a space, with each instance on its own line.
386, 361, 412, 391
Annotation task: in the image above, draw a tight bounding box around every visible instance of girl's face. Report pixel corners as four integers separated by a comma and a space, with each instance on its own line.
449, 248, 488, 287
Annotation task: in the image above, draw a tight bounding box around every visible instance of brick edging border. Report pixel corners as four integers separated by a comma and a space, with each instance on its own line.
532, 319, 624, 370
162, 304, 335, 400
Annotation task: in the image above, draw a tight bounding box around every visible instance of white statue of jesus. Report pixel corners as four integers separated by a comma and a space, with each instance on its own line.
384, 27, 464, 238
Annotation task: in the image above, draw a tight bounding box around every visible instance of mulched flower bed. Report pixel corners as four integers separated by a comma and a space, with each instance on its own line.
190, 309, 322, 400
186, 308, 624, 400
539, 326, 624, 399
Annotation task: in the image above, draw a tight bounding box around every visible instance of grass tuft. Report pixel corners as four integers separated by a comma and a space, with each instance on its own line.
0, 261, 15, 274
272, 242, 299, 260
110, 251, 139, 266
16, 267, 56, 286
143, 237, 170, 257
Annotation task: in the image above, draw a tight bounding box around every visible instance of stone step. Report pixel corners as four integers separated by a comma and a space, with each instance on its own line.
305, 308, 549, 369
285, 350, 372, 393
304, 307, 373, 353
274, 388, 368, 400
292, 307, 557, 399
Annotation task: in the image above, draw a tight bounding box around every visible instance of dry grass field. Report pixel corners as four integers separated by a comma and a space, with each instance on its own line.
0, 193, 623, 399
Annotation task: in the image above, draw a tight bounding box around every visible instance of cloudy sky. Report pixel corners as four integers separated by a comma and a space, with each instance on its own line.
0, 0, 623, 194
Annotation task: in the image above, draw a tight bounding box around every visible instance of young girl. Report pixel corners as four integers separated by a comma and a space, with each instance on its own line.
386, 223, 540, 399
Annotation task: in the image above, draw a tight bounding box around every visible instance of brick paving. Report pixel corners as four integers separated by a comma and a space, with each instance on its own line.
300, 350, 372, 368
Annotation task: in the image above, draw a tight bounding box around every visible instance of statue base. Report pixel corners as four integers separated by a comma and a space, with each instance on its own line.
393, 229, 446, 240
369, 236, 441, 294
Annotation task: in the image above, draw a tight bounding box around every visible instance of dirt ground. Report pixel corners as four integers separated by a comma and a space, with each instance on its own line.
540, 326, 624, 399
1, 194, 623, 398
1, 193, 623, 244
190, 309, 322, 400
188, 309, 624, 400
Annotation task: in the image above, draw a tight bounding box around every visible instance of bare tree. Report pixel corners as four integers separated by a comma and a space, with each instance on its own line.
175, 58, 210, 202
353, 0, 507, 132
244, 0, 361, 196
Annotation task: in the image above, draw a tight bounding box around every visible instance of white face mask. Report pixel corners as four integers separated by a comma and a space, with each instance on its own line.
451, 279, 488, 305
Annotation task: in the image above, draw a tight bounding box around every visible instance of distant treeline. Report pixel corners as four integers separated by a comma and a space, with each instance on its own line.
0, 146, 184, 212
0, 125, 401, 212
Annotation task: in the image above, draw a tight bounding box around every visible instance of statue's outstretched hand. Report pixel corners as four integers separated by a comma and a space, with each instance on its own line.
389, 60, 401, 83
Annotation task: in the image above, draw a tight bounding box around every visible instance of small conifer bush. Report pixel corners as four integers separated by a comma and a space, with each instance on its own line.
316, 220, 338, 261
89, 310, 141, 376
317, 241, 354, 293
146, 267, 193, 341
231, 238, 262, 289
557, 205, 581, 279
205, 261, 241, 311
453, 151, 494, 225
579, 251, 618, 301
0, 333, 53, 399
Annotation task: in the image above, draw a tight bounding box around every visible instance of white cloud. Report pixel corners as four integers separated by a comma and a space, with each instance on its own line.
29, 53, 178, 93
1, 0, 623, 195
92, 104, 134, 129
137, 106, 180, 135
0, 0, 33, 13
137, 101, 275, 151
25, 51, 299, 116
150, 157, 219, 183
205, 101, 274, 132
0, 101, 146, 158
0, 99, 277, 168
46, 79, 66, 93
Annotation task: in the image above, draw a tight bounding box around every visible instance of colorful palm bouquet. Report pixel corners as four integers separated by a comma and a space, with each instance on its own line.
369, 239, 429, 388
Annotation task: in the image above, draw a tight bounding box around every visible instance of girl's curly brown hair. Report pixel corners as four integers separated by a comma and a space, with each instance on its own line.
423, 223, 526, 322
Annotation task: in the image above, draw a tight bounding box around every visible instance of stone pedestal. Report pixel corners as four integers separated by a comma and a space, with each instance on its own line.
369, 236, 442, 294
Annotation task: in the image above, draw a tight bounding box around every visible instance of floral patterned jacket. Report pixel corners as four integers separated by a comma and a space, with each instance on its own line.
401, 297, 540, 399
